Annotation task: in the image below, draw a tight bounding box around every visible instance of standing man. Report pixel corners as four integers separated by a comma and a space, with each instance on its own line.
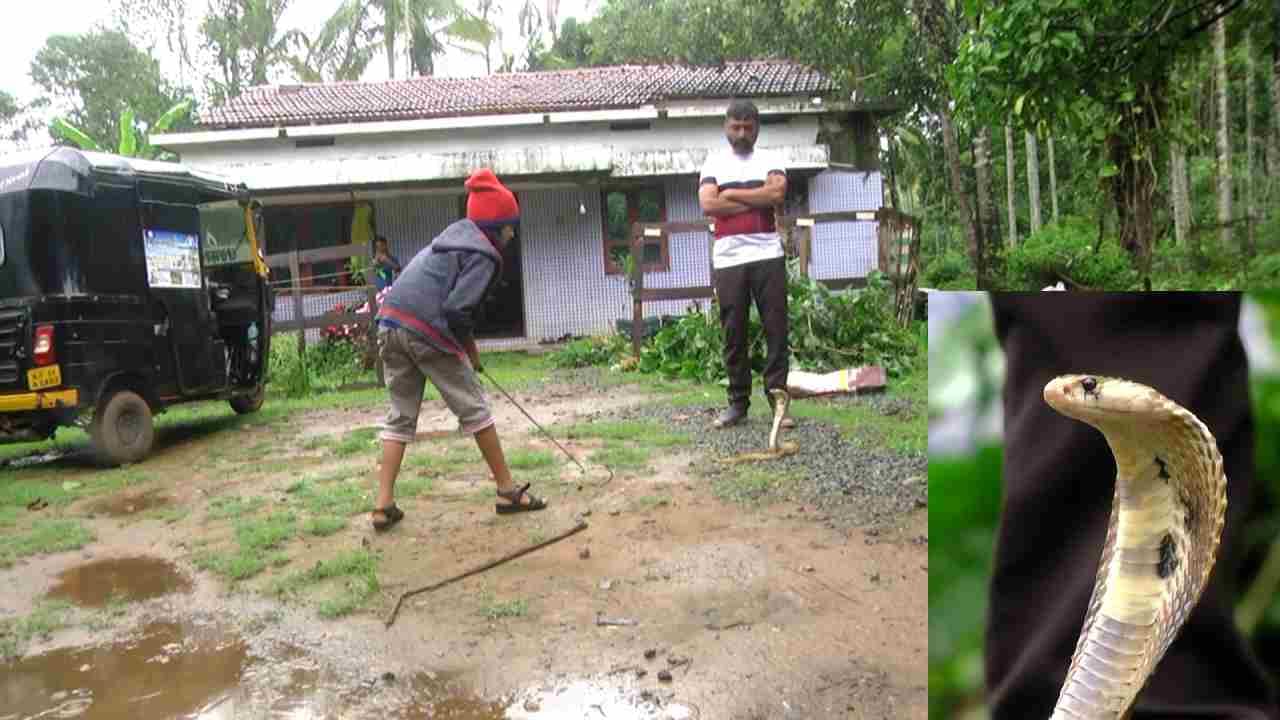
369, 168, 546, 532
372, 235, 402, 290
698, 99, 794, 429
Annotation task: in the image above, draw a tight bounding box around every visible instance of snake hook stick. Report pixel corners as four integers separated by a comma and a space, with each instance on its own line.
1043, 374, 1227, 720
478, 367, 615, 486
384, 520, 589, 629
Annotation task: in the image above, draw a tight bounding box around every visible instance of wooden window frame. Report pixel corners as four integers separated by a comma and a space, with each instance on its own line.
601, 185, 670, 275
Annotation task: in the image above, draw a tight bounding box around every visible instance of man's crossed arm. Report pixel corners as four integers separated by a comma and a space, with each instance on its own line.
698, 172, 787, 216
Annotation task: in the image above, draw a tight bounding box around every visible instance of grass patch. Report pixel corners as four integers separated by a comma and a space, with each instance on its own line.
507, 448, 556, 470
0, 506, 20, 528
303, 515, 347, 536
590, 442, 651, 472
268, 549, 379, 619
333, 428, 380, 457
0, 479, 80, 509
206, 494, 265, 521
234, 512, 297, 552
711, 466, 799, 504
397, 475, 434, 498
289, 480, 369, 517
193, 549, 265, 581
0, 519, 95, 567
405, 444, 478, 472
478, 594, 529, 620
0, 599, 74, 658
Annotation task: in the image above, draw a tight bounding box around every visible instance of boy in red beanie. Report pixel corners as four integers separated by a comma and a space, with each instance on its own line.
370, 168, 545, 531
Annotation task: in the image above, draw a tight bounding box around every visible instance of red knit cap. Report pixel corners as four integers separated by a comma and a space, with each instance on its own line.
465, 168, 519, 230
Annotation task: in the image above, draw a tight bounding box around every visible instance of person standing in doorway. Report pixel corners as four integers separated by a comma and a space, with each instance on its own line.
369, 168, 546, 532
697, 98, 794, 429
372, 235, 402, 291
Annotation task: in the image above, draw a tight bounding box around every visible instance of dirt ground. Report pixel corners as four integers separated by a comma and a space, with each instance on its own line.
0, 374, 927, 719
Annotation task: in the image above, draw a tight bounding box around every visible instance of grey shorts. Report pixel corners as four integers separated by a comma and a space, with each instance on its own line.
378, 325, 494, 442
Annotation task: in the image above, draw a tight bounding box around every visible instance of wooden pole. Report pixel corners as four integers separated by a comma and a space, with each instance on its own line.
289, 250, 305, 360
799, 224, 812, 280
630, 223, 644, 359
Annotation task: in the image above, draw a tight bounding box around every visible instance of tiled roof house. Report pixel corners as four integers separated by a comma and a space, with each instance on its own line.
153, 60, 888, 346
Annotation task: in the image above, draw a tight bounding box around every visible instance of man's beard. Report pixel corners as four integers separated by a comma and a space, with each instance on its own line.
731, 138, 754, 154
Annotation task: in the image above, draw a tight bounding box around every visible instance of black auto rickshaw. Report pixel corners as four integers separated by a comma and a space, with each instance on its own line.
0, 147, 273, 465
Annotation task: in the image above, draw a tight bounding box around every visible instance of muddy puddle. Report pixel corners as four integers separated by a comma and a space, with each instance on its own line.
0, 618, 508, 719
45, 556, 192, 607
505, 678, 695, 719
89, 489, 173, 517
0, 620, 246, 720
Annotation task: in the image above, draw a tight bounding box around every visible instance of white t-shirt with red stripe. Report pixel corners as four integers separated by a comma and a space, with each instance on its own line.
699, 147, 786, 270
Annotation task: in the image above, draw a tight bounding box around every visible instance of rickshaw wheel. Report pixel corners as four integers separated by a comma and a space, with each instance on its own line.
90, 390, 155, 466
229, 383, 265, 415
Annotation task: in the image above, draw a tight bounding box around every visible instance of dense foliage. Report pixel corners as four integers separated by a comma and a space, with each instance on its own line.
636, 264, 919, 382
267, 336, 367, 398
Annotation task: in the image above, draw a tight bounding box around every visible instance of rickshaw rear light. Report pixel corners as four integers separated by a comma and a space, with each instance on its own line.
33, 325, 55, 366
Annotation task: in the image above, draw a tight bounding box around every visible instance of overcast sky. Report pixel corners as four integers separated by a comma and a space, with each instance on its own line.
0, 0, 601, 105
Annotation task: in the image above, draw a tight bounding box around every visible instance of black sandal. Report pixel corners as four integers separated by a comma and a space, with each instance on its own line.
495, 483, 547, 514
371, 503, 405, 531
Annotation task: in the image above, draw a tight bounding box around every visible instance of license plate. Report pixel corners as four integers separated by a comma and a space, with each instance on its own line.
27, 365, 61, 390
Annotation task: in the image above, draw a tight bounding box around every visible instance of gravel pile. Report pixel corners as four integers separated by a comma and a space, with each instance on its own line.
581, 393, 927, 527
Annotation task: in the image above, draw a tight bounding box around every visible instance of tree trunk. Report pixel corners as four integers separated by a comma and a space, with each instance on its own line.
1270, 2, 1280, 181
1047, 135, 1060, 223
1247, 32, 1258, 255
1215, 8, 1233, 249
1005, 125, 1017, 248
1269, 40, 1280, 178
1171, 141, 1192, 247
1109, 82, 1165, 281
1110, 134, 1158, 280
974, 127, 1002, 251
1025, 131, 1042, 234
939, 109, 984, 286
887, 130, 902, 210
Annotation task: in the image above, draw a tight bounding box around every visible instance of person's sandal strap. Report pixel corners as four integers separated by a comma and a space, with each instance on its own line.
495, 484, 547, 514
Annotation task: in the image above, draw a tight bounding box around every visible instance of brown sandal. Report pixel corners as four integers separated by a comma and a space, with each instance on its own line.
495, 483, 547, 514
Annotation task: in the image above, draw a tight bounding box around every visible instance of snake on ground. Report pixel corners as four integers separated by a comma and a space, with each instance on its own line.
1042, 374, 1228, 719
718, 389, 799, 465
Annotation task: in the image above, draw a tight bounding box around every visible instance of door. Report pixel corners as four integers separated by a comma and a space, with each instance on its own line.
138, 182, 225, 395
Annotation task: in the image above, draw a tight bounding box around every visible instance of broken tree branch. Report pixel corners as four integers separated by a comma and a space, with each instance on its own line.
384, 520, 589, 628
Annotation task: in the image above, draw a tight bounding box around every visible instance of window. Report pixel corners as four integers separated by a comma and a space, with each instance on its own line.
602, 186, 668, 275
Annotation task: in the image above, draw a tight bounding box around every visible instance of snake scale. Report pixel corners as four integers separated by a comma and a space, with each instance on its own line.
1043, 374, 1228, 720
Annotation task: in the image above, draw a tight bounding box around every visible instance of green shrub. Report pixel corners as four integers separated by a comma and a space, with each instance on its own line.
638, 261, 918, 380
548, 334, 629, 369
921, 248, 976, 289
1002, 217, 1138, 290
267, 336, 366, 398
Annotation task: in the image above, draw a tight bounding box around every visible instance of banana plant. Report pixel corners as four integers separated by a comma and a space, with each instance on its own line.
50, 98, 194, 160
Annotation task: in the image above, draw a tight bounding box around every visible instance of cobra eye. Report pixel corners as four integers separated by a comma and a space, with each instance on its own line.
1081, 377, 1098, 393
